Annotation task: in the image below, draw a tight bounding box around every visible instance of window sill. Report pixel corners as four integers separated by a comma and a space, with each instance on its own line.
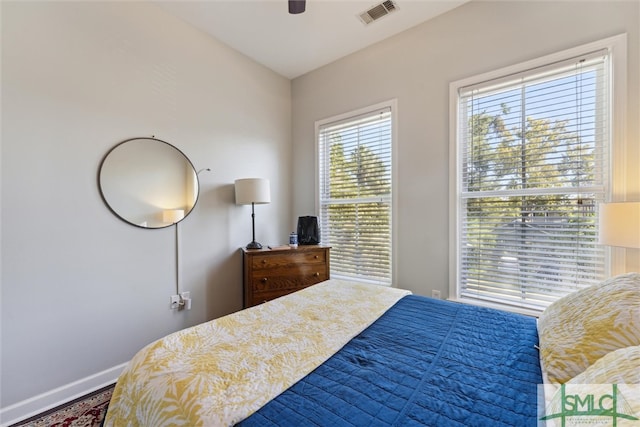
447, 296, 543, 318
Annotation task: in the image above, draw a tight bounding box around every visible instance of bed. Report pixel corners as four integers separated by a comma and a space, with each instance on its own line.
103, 274, 640, 426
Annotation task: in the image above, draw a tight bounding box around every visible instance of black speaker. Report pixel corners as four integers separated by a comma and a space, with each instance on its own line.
297, 216, 319, 245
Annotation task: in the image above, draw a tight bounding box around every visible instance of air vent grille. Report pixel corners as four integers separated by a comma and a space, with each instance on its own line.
359, 0, 398, 25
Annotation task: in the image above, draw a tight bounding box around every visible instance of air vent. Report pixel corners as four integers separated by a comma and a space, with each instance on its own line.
359, 0, 398, 25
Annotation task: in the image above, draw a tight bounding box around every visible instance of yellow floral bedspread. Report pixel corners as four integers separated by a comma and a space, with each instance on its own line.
104, 279, 410, 427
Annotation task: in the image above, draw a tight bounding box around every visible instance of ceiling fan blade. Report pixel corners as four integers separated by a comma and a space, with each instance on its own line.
289, 0, 306, 14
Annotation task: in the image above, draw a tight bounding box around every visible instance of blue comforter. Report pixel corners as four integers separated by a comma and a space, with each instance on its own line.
239, 295, 542, 426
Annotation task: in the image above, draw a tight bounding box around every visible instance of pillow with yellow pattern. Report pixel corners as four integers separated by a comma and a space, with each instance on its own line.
566, 345, 640, 385
538, 273, 640, 384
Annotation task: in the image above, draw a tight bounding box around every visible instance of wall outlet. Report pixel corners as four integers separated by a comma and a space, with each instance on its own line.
170, 295, 181, 310
431, 290, 441, 299
170, 292, 192, 310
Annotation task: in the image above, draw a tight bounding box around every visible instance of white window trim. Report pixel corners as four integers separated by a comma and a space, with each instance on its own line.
448, 34, 627, 313
315, 99, 398, 287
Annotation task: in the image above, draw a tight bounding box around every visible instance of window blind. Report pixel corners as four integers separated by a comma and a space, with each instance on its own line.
456, 50, 610, 311
318, 107, 392, 285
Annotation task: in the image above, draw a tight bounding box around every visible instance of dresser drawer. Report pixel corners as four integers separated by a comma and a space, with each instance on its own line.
251, 251, 326, 270
250, 266, 329, 292
249, 270, 329, 305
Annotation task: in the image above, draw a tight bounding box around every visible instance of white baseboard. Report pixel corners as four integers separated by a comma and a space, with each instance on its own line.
0, 363, 127, 427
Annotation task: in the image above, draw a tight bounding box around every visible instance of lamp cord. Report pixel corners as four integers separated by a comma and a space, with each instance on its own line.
175, 222, 180, 296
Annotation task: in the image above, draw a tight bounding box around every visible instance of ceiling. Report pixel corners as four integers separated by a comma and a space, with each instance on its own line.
156, 0, 470, 79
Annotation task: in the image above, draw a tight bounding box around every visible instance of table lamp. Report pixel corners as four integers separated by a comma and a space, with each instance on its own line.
235, 178, 271, 249
598, 202, 640, 248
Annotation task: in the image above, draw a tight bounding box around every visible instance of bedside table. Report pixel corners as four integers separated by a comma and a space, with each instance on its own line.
241, 245, 330, 308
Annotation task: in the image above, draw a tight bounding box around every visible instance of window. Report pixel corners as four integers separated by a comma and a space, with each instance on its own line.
450, 36, 625, 313
317, 101, 395, 285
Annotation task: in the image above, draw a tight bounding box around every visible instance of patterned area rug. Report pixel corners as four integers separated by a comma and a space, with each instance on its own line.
10, 384, 114, 427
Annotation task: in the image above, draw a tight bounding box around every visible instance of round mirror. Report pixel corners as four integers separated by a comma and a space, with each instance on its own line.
99, 137, 199, 228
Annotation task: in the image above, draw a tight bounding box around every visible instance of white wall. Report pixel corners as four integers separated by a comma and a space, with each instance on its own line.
291, 1, 640, 297
0, 0, 291, 417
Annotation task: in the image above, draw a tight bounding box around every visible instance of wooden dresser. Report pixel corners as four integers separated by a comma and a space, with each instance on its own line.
242, 245, 330, 308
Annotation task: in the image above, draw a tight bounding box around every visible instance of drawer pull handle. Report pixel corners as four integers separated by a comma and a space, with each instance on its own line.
261, 278, 268, 283
261, 259, 267, 264
314, 255, 319, 259
314, 272, 320, 277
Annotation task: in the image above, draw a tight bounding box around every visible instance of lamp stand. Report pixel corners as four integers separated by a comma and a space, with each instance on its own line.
246, 202, 262, 249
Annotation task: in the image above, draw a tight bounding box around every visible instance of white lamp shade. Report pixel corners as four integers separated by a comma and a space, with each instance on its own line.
598, 202, 640, 248
235, 178, 271, 205
163, 209, 185, 224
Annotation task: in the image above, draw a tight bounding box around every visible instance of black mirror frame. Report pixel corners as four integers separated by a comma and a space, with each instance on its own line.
98, 137, 200, 229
